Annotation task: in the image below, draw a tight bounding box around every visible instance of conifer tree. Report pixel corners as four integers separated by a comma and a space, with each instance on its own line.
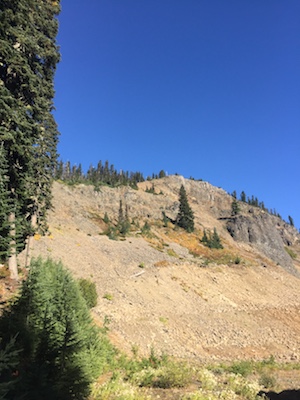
0, 258, 113, 399
0, 0, 60, 277
176, 184, 194, 232
231, 198, 240, 216
118, 200, 130, 235
201, 230, 209, 245
0, 143, 12, 262
288, 216, 294, 227
210, 227, 223, 249
240, 191, 246, 202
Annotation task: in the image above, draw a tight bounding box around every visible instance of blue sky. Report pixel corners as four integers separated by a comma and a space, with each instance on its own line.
54, 0, 300, 228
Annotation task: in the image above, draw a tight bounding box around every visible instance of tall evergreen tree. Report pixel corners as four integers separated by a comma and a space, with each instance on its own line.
176, 184, 194, 232
0, 143, 12, 262
0, 0, 60, 277
0, 258, 114, 399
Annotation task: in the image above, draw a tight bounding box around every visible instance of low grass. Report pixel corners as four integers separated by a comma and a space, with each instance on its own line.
285, 246, 297, 259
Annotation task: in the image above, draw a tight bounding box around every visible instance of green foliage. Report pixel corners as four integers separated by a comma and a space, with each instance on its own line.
231, 199, 240, 216
162, 211, 170, 227
201, 230, 209, 245
259, 373, 276, 388
78, 278, 98, 308
240, 191, 247, 202
105, 225, 118, 240
201, 228, 223, 249
0, 0, 60, 273
284, 246, 297, 259
141, 221, 151, 235
118, 200, 130, 235
0, 257, 115, 399
0, 144, 12, 262
57, 159, 145, 188
145, 184, 156, 194
288, 215, 294, 227
0, 336, 21, 399
227, 360, 253, 377
103, 293, 113, 301
234, 256, 241, 264
176, 185, 194, 233
103, 212, 110, 224
119, 349, 193, 389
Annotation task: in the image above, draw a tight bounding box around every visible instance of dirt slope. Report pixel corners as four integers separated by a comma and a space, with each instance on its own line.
17, 177, 300, 362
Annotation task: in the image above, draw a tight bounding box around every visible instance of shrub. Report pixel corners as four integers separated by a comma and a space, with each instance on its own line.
259, 373, 276, 388
78, 278, 98, 308
227, 360, 253, 377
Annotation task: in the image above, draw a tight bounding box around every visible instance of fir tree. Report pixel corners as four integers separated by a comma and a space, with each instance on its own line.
231, 198, 240, 216
201, 230, 209, 245
240, 191, 246, 202
103, 212, 110, 224
201, 228, 223, 249
0, 144, 13, 262
210, 228, 223, 249
118, 200, 130, 235
288, 216, 294, 227
162, 211, 169, 227
0, 258, 114, 399
0, 0, 61, 277
176, 184, 194, 232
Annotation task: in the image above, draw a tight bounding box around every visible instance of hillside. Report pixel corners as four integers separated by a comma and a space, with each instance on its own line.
17, 176, 300, 362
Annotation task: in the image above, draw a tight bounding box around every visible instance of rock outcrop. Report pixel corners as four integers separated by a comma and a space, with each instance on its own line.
226, 209, 299, 276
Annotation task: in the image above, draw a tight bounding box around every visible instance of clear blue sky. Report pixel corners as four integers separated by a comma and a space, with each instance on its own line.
54, 0, 300, 228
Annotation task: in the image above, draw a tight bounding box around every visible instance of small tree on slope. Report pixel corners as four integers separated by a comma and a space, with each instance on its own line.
176, 184, 194, 233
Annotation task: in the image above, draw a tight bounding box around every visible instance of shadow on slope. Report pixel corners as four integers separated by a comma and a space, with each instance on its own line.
258, 389, 300, 399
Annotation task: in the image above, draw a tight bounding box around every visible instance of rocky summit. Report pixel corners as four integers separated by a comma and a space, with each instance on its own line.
18, 176, 300, 362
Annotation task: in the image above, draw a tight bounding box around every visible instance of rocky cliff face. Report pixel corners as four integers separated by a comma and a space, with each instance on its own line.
226, 208, 300, 276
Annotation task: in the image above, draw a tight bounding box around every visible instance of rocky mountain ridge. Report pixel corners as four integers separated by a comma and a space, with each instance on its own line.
18, 176, 300, 362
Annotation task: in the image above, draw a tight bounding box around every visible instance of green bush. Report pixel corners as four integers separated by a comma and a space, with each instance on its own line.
78, 278, 98, 308
227, 360, 253, 377
122, 349, 193, 389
